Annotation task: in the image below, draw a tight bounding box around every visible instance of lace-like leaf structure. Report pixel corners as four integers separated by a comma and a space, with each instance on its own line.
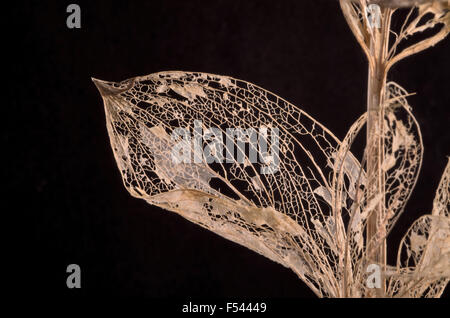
94, 71, 444, 297
387, 159, 450, 298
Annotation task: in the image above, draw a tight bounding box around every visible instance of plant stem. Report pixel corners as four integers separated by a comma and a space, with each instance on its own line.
365, 6, 391, 298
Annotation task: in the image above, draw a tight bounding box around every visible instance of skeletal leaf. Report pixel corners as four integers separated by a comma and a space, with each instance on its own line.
386, 160, 450, 297
432, 158, 450, 218
382, 82, 423, 229
387, 215, 450, 297
94, 71, 369, 297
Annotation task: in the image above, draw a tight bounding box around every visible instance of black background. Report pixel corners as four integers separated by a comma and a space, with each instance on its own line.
10, 0, 449, 300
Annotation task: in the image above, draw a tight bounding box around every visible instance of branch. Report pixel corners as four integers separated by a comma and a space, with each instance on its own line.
340, 0, 372, 63
386, 23, 449, 71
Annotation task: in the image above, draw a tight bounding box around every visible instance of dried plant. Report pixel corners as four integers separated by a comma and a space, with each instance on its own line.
93, 0, 449, 297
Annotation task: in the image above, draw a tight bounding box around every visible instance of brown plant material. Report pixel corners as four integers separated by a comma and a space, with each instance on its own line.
94, 0, 449, 298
